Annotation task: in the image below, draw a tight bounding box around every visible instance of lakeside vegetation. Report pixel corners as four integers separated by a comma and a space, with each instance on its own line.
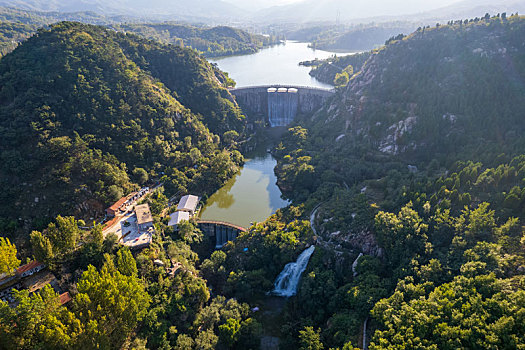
115, 23, 281, 58
301, 52, 371, 85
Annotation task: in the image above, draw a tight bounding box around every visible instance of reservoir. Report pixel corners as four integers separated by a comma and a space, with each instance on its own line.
210, 40, 355, 88
201, 41, 350, 227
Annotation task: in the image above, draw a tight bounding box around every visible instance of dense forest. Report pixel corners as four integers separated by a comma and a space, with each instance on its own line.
0, 7, 279, 58
115, 23, 281, 57
263, 13, 525, 348
0, 22, 245, 231
276, 22, 417, 51
0, 21, 35, 56
0, 12, 525, 350
308, 24, 417, 51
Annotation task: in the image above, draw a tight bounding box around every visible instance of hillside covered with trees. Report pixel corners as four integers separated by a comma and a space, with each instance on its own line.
0, 22, 245, 230
116, 23, 281, 57
0, 11, 525, 350
0, 6, 280, 58
261, 13, 525, 348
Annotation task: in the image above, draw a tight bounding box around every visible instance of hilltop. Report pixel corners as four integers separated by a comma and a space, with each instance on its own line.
0, 22, 245, 228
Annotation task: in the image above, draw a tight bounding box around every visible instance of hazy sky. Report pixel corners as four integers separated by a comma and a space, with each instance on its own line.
224, 0, 466, 12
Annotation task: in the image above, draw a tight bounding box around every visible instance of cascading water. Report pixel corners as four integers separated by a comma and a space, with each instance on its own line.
271, 245, 315, 297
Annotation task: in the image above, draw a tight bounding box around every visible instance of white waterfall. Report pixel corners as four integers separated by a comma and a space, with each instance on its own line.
271, 245, 315, 297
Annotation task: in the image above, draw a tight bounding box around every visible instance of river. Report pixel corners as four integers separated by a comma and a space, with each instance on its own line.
200, 41, 351, 227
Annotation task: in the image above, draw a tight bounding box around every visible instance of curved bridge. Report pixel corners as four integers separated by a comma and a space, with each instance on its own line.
197, 220, 247, 248
230, 85, 334, 127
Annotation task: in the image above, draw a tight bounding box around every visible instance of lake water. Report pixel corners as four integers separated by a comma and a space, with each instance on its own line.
201, 41, 351, 227
199, 151, 289, 228
210, 41, 355, 88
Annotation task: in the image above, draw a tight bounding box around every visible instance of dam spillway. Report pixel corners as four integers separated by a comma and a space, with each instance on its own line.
268, 87, 299, 127
230, 85, 334, 127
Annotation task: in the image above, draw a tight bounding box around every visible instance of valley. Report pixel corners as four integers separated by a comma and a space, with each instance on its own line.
0, 5, 524, 350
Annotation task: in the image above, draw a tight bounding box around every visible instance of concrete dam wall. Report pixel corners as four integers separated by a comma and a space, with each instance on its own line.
230, 85, 334, 127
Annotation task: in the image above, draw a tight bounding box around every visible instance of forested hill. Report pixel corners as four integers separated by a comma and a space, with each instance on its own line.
266, 15, 525, 348
311, 15, 525, 165
0, 22, 245, 228
115, 23, 280, 57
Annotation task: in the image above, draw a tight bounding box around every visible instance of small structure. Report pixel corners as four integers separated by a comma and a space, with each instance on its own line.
106, 187, 151, 217
16, 261, 45, 278
59, 292, 72, 305
177, 195, 199, 216
168, 211, 190, 229
153, 259, 165, 267
135, 204, 153, 232
106, 196, 128, 217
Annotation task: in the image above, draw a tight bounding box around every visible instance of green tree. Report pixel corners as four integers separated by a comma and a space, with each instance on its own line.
223, 130, 239, 147
178, 220, 203, 244
0, 237, 20, 274
46, 216, 80, 254
0, 285, 82, 350
334, 72, 349, 87
174, 334, 194, 350
75, 264, 150, 348
132, 168, 149, 185
30, 231, 54, 263
218, 318, 241, 347
299, 327, 324, 350
194, 329, 218, 350
88, 224, 104, 247
116, 247, 138, 277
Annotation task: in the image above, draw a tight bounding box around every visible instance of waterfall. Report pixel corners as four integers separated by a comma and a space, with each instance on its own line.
271, 245, 315, 297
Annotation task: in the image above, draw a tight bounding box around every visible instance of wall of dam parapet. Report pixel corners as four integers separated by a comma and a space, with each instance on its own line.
230, 85, 334, 127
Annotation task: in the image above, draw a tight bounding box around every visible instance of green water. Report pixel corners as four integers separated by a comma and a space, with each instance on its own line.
199, 151, 289, 228
201, 41, 354, 227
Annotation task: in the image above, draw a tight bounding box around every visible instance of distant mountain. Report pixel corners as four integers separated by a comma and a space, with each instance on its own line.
417, 0, 525, 21
222, 0, 299, 12
253, 0, 525, 24
0, 0, 244, 20
253, 0, 463, 23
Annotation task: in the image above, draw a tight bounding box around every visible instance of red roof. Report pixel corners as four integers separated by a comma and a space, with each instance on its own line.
107, 196, 128, 212
16, 261, 44, 275
59, 292, 72, 305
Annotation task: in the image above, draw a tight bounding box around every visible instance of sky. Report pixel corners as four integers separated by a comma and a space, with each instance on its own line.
223, 0, 466, 12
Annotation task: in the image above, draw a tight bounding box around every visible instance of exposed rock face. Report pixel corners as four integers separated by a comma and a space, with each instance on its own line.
312, 20, 525, 159
379, 116, 417, 155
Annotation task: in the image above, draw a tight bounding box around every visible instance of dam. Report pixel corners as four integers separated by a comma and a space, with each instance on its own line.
230, 85, 334, 127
